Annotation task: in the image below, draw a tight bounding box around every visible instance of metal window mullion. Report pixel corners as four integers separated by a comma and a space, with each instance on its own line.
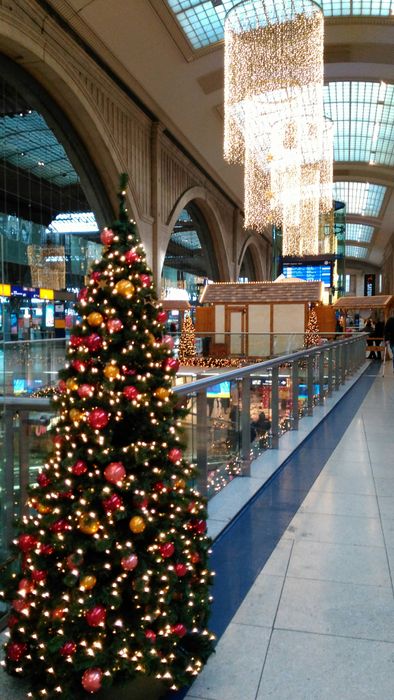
291, 361, 299, 430
196, 390, 208, 498
271, 365, 279, 449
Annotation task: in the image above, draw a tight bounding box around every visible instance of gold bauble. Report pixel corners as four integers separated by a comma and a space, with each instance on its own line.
79, 514, 100, 535
147, 333, 156, 345
154, 387, 169, 400
104, 364, 120, 379
69, 408, 83, 422
129, 516, 146, 534
174, 479, 186, 490
80, 575, 97, 590
37, 502, 52, 514
87, 312, 104, 327
114, 279, 135, 298
66, 378, 79, 391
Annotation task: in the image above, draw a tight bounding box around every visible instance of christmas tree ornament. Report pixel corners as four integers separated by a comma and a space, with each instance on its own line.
78, 383, 95, 398
125, 249, 140, 264
104, 363, 120, 379
40, 543, 54, 556
72, 359, 86, 373
87, 311, 104, 327
172, 623, 187, 638
6, 642, 27, 662
121, 554, 138, 571
85, 333, 103, 352
103, 493, 123, 511
161, 334, 174, 349
91, 271, 101, 283
88, 408, 110, 429
174, 478, 186, 490
18, 578, 34, 593
36, 501, 52, 514
160, 542, 175, 558
81, 667, 103, 693
114, 279, 135, 298
31, 569, 47, 583
168, 447, 182, 463
51, 607, 65, 620
69, 408, 83, 422
79, 514, 100, 535
52, 435, 63, 449
69, 334, 83, 348
72, 459, 88, 475
157, 310, 167, 324
174, 563, 188, 577
50, 519, 70, 533
107, 317, 123, 333
58, 379, 67, 393
78, 287, 88, 301
60, 641, 77, 657
104, 461, 126, 484
140, 273, 152, 287
154, 387, 169, 400
100, 227, 115, 245
163, 358, 180, 373
194, 519, 207, 534
123, 385, 138, 400
66, 377, 79, 391
129, 516, 146, 533
7, 615, 18, 628
37, 472, 51, 487
12, 598, 28, 613
80, 575, 97, 590
145, 629, 156, 643
85, 605, 106, 627
17, 534, 37, 552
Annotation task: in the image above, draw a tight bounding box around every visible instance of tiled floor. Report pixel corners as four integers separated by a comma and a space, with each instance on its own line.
184, 367, 394, 700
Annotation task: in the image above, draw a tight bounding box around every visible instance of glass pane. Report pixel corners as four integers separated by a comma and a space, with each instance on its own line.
206, 378, 242, 497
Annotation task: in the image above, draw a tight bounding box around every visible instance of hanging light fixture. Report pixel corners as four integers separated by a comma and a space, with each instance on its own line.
224, 0, 332, 255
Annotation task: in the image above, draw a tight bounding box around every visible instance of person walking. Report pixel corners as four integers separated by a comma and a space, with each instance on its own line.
373, 316, 385, 361
384, 313, 394, 371
364, 318, 375, 359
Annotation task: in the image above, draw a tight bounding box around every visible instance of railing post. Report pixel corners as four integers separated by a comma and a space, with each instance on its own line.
271, 365, 279, 448
291, 360, 299, 430
307, 353, 314, 416
318, 349, 325, 405
2, 408, 15, 551
19, 410, 30, 516
335, 344, 341, 390
341, 342, 347, 384
327, 346, 333, 396
240, 376, 251, 476
196, 390, 208, 498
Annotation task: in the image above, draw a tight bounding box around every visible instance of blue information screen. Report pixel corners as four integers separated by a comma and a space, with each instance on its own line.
283, 264, 332, 286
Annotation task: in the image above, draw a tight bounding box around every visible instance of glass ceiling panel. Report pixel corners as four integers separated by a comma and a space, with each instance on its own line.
333, 181, 386, 217
166, 0, 394, 50
0, 110, 78, 186
345, 223, 374, 243
324, 82, 394, 166
346, 245, 369, 258
171, 229, 202, 249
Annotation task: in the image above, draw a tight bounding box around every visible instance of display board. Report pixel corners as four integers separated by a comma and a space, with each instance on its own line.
283, 263, 332, 286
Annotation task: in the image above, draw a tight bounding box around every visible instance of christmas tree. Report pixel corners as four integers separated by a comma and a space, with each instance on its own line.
178, 313, 196, 365
304, 306, 320, 348
2, 175, 214, 699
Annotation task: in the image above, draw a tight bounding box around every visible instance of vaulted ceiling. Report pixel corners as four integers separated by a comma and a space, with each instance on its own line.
51, 0, 394, 267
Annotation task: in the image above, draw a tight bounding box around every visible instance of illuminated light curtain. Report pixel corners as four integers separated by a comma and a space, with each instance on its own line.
27, 244, 66, 289
224, 0, 331, 253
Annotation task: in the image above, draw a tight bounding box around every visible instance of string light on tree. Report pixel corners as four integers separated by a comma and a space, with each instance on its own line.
178, 313, 196, 365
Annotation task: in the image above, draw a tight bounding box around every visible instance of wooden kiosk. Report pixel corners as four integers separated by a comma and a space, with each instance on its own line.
197, 280, 326, 358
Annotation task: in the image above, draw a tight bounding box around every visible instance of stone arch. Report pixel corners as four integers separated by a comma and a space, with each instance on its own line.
163, 186, 232, 282
238, 236, 267, 280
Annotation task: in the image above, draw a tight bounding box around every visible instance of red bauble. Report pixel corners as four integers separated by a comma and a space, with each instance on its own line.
194, 519, 207, 534
88, 408, 110, 430
78, 287, 88, 302
174, 563, 188, 577
18, 578, 34, 593
145, 629, 156, 643
59, 490, 73, 500
191, 552, 200, 564
154, 481, 165, 492
172, 623, 187, 638
12, 599, 28, 613
103, 493, 123, 512
40, 543, 54, 556
70, 334, 83, 348
37, 472, 50, 488
85, 605, 106, 627
123, 385, 138, 401
107, 318, 123, 333
85, 333, 102, 353
100, 227, 115, 245
50, 519, 70, 533
81, 668, 103, 693
163, 358, 180, 373
139, 498, 149, 510
91, 271, 101, 283
78, 383, 94, 398
53, 435, 63, 449
157, 310, 167, 324
104, 461, 126, 484
139, 273, 152, 287
60, 641, 77, 657
6, 642, 27, 662
122, 366, 136, 376
58, 379, 67, 393
125, 249, 140, 264
31, 569, 47, 583
72, 359, 86, 373
18, 534, 37, 553
72, 459, 88, 476
168, 448, 182, 463
161, 334, 174, 349
120, 554, 138, 571
160, 542, 175, 559
7, 614, 18, 627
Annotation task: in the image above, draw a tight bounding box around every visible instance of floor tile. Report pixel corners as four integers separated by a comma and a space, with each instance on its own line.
310, 473, 376, 496
261, 538, 293, 577
232, 574, 283, 628
299, 490, 379, 518
286, 511, 384, 547
276, 577, 394, 642
287, 540, 391, 587
374, 477, 394, 498
257, 629, 394, 700
186, 623, 271, 700
370, 462, 394, 479
321, 459, 372, 478
376, 496, 394, 519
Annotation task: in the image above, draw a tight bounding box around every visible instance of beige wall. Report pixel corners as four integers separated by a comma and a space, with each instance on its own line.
0, 0, 269, 290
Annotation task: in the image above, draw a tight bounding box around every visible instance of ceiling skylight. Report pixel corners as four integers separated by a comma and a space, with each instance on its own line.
166, 0, 394, 50
333, 181, 386, 218
324, 82, 394, 166
345, 245, 369, 258
345, 223, 374, 243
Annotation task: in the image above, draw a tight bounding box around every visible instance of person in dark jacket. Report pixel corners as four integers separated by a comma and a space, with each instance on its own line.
373, 317, 385, 361
364, 319, 375, 359
384, 314, 394, 370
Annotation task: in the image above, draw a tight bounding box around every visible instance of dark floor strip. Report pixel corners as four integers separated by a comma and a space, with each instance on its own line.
168, 364, 379, 699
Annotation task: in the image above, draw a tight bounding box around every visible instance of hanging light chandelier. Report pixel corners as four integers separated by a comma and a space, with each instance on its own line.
224, 0, 332, 255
